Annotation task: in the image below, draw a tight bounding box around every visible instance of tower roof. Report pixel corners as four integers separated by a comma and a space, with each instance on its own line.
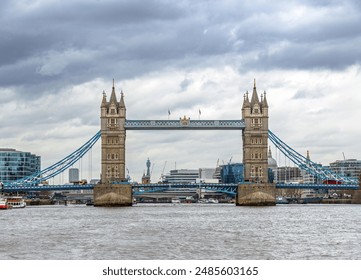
109, 79, 118, 104
119, 90, 126, 108
101, 90, 107, 107
250, 78, 260, 107
242, 91, 251, 109
261, 90, 268, 108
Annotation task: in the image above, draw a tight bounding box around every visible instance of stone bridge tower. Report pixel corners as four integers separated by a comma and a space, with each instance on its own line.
94, 81, 132, 207
242, 79, 269, 183
100, 81, 126, 183
237, 80, 275, 206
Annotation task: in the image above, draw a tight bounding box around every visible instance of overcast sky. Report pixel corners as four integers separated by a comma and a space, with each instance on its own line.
1, 0, 361, 183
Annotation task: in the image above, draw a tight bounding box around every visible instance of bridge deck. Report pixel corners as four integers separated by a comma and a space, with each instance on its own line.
125, 119, 245, 130
2, 182, 358, 192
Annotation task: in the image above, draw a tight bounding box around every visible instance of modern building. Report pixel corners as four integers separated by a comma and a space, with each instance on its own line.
0, 148, 41, 183
199, 168, 217, 182
329, 159, 361, 180
220, 163, 244, 183
276, 166, 302, 183
161, 169, 200, 184
69, 168, 79, 183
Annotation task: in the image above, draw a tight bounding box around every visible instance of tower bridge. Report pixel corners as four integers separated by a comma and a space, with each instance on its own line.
2, 80, 360, 205
94, 79, 274, 206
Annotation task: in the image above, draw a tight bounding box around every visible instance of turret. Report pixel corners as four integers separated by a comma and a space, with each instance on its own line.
242, 91, 251, 118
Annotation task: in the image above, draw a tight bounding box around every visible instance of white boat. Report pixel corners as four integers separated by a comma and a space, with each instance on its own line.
171, 198, 181, 203
198, 198, 219, 204
207, 198, 219, 204
7, 197, 26, 208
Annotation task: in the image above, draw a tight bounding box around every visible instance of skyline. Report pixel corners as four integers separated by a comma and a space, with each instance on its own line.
1, 0, 361, 183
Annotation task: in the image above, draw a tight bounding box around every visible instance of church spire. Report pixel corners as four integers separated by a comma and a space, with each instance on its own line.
268, 146, 272, 158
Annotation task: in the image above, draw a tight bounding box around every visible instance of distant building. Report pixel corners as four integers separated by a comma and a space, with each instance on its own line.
268, 147, 278, 183
162, 169, 200, 184
0, 148, 41, 183
199, 168, 217, 182
329, 159, 361, 180
141, 158, 151, 184
69, 168, 79, 183
300, 151, 323, 184
276, 166, 302, 183
220, 163, 244, 183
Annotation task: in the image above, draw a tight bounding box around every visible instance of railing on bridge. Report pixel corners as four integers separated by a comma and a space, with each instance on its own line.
125, 119, 245, 130
2, 181, 358, 193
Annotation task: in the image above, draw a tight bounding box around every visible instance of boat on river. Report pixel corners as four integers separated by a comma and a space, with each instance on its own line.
7, 197, 26, 208
0, 197, 9, 210
276, 196, 289, 204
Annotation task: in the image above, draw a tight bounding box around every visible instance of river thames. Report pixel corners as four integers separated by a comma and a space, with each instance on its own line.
1, 203, 360, 260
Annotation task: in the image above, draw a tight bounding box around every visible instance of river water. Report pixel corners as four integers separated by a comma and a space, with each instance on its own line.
1, 203, 360, 260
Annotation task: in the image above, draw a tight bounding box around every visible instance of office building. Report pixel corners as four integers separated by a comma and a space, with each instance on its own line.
0, 148, 41, 183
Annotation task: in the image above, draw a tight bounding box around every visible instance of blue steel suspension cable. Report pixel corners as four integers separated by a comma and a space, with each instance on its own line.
268, 130, 358, 184
6, 131, 101, 187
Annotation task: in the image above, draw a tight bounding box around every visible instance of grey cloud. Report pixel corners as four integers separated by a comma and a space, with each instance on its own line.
179, 77, 192, 91
2, 0, 360, 92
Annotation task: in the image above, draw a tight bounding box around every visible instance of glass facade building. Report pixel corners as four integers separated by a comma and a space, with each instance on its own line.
0, 148, 41, 183
220, 163, 244, 183
329, 159, 361, 181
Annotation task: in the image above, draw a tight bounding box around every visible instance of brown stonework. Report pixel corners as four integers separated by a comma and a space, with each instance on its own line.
93, 183, 132, 207
237, 183, 276, 206
351, 175, 361, 204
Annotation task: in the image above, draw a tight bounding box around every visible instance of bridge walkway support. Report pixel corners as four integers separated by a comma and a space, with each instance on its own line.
236, 183, 276, 206
351, 176, 361, 204
94, 183, 132, 207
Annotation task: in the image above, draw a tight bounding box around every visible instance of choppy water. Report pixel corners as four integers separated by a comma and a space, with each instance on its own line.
1, 203, 360, 260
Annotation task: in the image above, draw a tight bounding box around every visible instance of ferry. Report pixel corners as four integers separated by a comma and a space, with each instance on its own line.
0, 197, 9, 210
7, 197, 26, 208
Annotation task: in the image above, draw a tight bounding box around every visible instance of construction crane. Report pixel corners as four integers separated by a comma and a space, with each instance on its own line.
228, 156, 233, 164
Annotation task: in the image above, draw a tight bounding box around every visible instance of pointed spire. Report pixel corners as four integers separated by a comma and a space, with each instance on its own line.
242, 91, 250, 108
101, 90, 107, 107
306, 150, 310, 161
119, 89, 126, 108
250, 79, 260, 107
109, 79, 117, 104
268, 146, 272, 158
262, 90, 268, 108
